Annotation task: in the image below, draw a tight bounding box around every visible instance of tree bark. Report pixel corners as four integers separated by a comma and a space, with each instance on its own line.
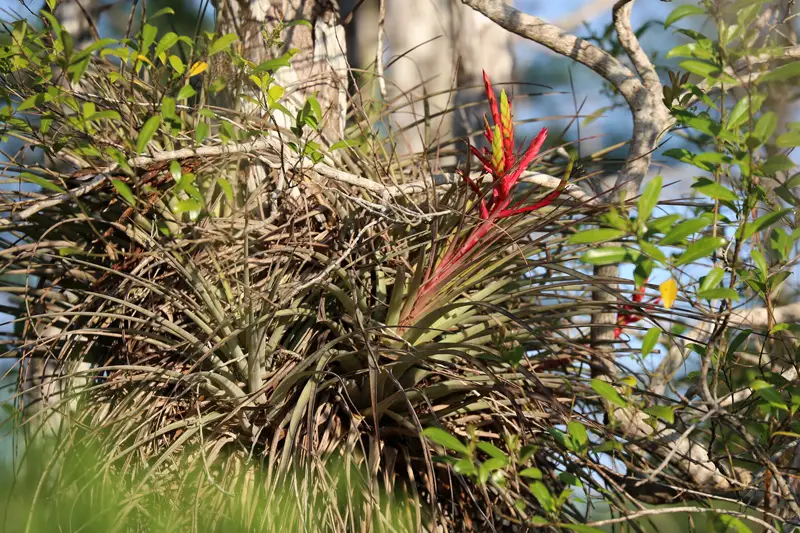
212, 0, 348, 138
385, 0, 514, 159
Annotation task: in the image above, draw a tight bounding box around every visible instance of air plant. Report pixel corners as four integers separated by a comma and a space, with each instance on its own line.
403, 71, 567, 325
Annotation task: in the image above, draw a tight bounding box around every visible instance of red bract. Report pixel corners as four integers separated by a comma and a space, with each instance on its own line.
462, 71, 562, 222
614, 283, 661, 339
402, 72, 567, 325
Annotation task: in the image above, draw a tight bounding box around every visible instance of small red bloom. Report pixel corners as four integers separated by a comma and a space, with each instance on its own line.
614, 282, 662, 339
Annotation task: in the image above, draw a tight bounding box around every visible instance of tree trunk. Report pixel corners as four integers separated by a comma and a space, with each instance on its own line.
212, 0, 348, 138
385, 0, 514, 160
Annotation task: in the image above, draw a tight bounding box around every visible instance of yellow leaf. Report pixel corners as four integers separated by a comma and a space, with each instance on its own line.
659, 278, 678, 309
188, 61, 208, 77
136, 54, 153, 66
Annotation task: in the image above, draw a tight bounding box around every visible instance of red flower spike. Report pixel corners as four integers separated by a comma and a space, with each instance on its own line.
469, 145, 493, 176
483, 115, 494, 143
458, 170, 489, 219
483, 71, 503, 143
499, 90, 515, 170
491, 124, 505, 176
412, 72, 566, 326
613, 282, 663, 339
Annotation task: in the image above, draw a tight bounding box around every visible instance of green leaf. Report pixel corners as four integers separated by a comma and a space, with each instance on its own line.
216, 177, 234, 205
149, 7, 175, 19
209, 33, 238, 56
111, 179, 136, 206
136, 115, 161, 154
680, 60, 722, 78
691, 177, 737, 202
567, 421, 589, 451
760, 155, 795, 175
758, 62, 800, 84
306, 95, 322, 122
727, 93, 766, 130
665, 4, 706, 29
638, 240, 667, 263
580, 247, 639, 265
644, 405, 675, 424
253, 56, 292, 73
173, 198, 202, 214
739, 208, 793, 241
726, 329, 751, 359
161, 97, 177, 120
590, 379, 628, 408
561, 525, 604, 533
17, 93, 44, 112
674, 236, 726, 266
717, 515, 753, 533
154, 32, 178, 60
751, 111, 777, 146
751, 248, 768, 279
89, 110, 121, 122
140, 23, 157, 55
422, 427, 469, 455
638, 175, 662, 223
568, 229, 626, 244
666, 41, 714, 60
659, 218, 711, 245
477, 442, 507, 461
195, 121, 209, 144
519, 467, 542, 479
176, 84, 196, 101
641, 328, 660, 359
776, 131, 800, 148
284, 19, 313, 29
168, 55, 185, 75
529, 481, 555, 513
697, 288, 739, 301
169, 160, 182, 181
700, 267, 725, 292
478, 457, 507, 484
694, 152, 731, 166
751, 379, 787, 411
453, 458, 477, 476
329, 139, 363, 151
582, 106, 611, 127
19, 172, 64, 193
648, 214, 681, 234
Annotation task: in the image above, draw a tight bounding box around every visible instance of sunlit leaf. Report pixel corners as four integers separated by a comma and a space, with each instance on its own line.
644, 405, 675, 424
19, 172, 64, 193
659, 217, 712, 245
590, 379, 627, 408
637, 175, 662, 223
111, 179, 136, 206
580, 247, 639, 265
758, 62, 800, 84
421, 427, 469, 455
188, 61, 208, 77
641, 327, 660, 359
665, 4, 706, 29
209, 33, 238, 56
659, 278, 677, 309
568, 229, 626, 244
674, 236, 726, 266
691, 177, 737, 202
136, 115, 161, 154
739, 209, 793, 241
